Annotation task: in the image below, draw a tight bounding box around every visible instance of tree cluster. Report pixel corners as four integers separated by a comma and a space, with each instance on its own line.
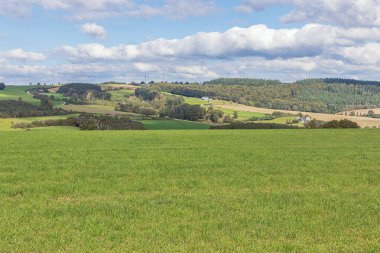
117, 97, 158, 116
0, 100, 69, 118
57, 83, 101, 96
305, 119, 360, 129
32, 93, 54, 110
164, 104, 206, 121
76, 114, 145, 130
0, 83, 6, 90
135, 87, 160, 101
57, 83, 111, 103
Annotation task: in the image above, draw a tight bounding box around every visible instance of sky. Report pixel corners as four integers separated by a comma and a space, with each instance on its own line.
1, 0, 380, 84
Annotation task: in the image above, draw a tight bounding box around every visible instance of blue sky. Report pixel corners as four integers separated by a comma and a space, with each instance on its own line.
1, 0, 380, 84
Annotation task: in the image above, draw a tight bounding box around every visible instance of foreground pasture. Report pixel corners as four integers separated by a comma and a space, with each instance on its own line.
0, 130, 379, 252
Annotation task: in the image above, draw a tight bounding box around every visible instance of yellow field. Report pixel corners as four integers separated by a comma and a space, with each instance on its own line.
339, 108, 380, 116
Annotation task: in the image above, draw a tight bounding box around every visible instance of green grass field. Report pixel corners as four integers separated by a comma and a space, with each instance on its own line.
0, 130, 379, 252
0, 86, 40, 105
142, 119, 210, 130
108, 89, 134, 101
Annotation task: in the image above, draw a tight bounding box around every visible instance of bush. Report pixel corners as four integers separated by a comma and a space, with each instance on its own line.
0, 83, 5, 90
223, 115, 234, 123
323, 119, 360, 129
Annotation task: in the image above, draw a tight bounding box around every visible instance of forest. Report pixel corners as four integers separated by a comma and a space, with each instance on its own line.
148, 79, 380, 113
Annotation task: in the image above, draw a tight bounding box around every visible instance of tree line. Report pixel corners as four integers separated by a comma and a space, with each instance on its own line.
0, 100, 69, 118
297, 78, 380, 86
204, 78, 282, 86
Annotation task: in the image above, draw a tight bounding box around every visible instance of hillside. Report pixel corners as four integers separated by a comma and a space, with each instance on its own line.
149, 79, 380, 114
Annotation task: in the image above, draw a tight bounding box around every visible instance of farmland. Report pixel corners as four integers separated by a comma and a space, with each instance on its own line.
0, 86, 40, 105
0, 130, 379, 252
217, 103, 380, 128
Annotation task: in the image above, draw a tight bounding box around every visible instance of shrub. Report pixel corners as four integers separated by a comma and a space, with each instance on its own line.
306, 119, 360, 129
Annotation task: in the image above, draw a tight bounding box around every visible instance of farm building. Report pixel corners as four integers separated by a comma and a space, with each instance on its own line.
202, 96, 212, 101
297, 115, 312, 124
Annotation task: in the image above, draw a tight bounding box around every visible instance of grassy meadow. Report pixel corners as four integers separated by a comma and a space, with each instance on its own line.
0, 130, 379, 252
0, 86, 40, 105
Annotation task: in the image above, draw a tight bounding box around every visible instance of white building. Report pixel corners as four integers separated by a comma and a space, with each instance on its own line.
201, 96, 212, 101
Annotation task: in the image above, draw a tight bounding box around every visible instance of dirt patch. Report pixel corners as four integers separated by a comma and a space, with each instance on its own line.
48, 87, 60, 93
339, 108, 380, 116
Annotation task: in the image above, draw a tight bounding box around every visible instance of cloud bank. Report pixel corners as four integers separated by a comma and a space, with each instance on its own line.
236, 0, 380, 27
1, 0, 380, 83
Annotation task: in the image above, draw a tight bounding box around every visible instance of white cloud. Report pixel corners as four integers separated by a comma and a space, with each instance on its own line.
236, 0, 380, 27
59, 24, 380, 62
134, 62, 160, 72
339, 43, 380, 65
0, 0, 217, 20
81, 23, 107, 39
0, 49, 46, 61
175, 66, 218, 79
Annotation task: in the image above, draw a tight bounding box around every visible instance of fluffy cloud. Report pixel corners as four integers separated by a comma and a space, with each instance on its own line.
236, 0, 380, 27
59, 24, 380, 62
0, 49, 47, 61
175, 66, 218, 79
134, 62, 160, 72
339, 43, 380, 65
81, 23, 107, 39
